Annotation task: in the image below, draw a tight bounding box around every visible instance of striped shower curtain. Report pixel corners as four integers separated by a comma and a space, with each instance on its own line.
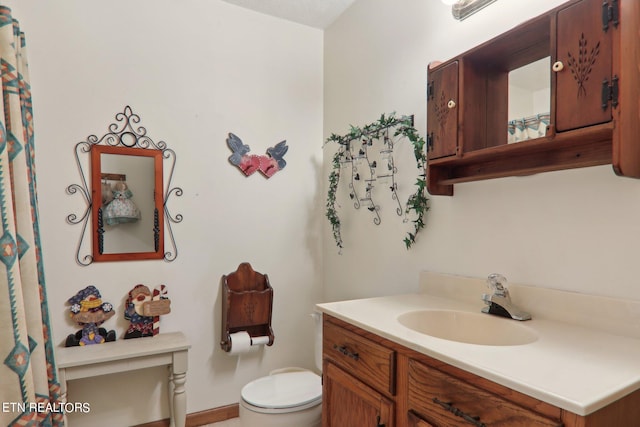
0, 7, 63, 427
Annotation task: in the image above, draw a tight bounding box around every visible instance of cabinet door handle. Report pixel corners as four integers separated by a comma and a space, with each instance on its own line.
552, 61, 564, 72
432, 398, 486, 427
447, 99, 456, 109
333, 344, 359, 360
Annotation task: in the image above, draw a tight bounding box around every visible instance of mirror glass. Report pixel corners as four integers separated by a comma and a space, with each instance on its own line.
91, 145, 163, 261
100, 153, 156, 254
508, 56, 551, 143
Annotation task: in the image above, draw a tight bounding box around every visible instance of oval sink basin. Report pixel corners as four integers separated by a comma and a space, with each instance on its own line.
397, 309, 538, 346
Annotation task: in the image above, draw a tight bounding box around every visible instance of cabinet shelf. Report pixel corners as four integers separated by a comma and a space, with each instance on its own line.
431, 123, 613, 186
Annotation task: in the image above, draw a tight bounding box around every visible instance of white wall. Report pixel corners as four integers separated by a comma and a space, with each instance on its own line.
324, 0, 640, 302
4, 1, 323, 426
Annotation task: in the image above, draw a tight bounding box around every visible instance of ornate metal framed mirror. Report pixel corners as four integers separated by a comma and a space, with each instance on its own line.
67, 106, 182, 265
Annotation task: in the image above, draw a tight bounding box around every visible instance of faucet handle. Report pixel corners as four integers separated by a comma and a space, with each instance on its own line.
487, 273, 509, 296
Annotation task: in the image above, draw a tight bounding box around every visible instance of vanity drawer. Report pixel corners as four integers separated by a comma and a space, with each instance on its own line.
323, 318, 395, 396
408, 359, 562, 427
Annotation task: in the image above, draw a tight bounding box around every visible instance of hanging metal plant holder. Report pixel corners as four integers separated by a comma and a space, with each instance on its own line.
324, 113, 428, 252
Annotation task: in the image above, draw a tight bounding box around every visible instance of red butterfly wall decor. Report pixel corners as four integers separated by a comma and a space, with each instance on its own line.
227, 133, 288, 178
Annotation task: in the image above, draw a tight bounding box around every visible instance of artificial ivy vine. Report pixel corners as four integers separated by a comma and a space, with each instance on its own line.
325, 113, 428, 252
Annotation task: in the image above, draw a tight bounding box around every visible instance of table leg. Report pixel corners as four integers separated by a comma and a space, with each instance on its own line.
171, 349, 188, 427
172, 371, 187, 427
168, 368, 175, 427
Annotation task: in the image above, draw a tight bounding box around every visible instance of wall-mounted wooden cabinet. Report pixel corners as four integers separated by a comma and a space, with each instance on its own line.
426, 0, 639, 196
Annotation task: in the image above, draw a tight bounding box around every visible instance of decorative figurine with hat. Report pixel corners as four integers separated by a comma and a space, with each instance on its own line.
124, 284, 171, 339
65, 285, 116, 347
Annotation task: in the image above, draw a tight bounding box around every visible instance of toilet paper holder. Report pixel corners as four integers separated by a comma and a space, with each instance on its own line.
220, 262, 275, 352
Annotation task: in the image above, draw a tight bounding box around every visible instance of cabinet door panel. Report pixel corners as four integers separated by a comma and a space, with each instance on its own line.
427, 61, 458, 159
323, 362, 394, 427
556, 0, 612, 131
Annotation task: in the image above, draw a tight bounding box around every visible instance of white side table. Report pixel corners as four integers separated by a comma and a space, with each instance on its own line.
56, 332, 190, 427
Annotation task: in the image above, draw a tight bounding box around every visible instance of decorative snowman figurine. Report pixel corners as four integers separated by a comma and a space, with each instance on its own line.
65, 285, 116, 347
124, 284, 171, 339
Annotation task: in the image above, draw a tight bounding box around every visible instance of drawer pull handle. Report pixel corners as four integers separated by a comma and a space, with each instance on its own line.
433, 398, 486, 427
333, 344, 359, 360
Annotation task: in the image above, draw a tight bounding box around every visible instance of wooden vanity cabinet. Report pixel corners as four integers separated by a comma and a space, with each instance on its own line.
322, 314, 640, 427
426, 0, 639, 195
322, 316, 396, 427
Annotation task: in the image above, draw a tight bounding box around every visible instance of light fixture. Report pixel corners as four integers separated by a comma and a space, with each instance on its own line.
451, 0, 498, 20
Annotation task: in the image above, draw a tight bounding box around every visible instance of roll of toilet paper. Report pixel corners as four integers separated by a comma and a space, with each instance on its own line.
228, 331, 269, 355
251, 335, 270, 346
228, 331, 252, 355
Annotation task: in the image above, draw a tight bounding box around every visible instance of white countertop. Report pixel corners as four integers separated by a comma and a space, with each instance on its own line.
316, 275, 640, 416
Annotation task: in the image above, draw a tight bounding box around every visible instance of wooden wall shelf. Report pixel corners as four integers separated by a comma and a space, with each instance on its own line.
426, 0, 640, 196
220, 262, 275, 353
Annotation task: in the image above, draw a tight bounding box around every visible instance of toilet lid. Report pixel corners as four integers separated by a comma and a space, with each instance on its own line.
241, 371, 322, 409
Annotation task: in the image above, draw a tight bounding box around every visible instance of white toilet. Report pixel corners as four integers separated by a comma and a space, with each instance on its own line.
238, 313, 323, 427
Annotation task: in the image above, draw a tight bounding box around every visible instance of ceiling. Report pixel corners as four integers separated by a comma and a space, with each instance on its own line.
221, 0, 357, 29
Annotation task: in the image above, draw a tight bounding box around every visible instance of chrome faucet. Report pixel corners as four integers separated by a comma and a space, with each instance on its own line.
481, 273, 531, 321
